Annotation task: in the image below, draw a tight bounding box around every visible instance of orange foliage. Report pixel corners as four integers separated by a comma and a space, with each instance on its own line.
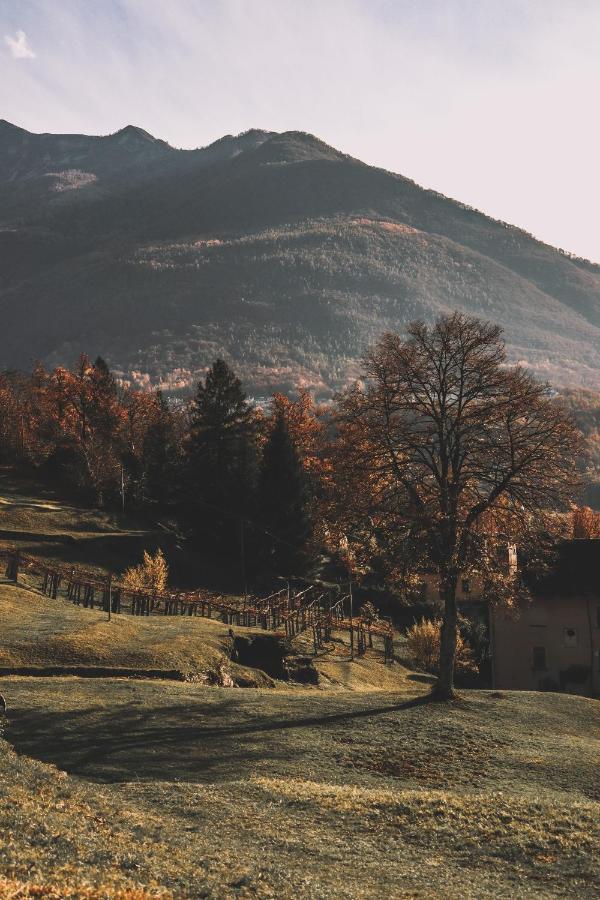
267, 391, 333, 543
572, 505, 600, 539
269, 391, 325, 475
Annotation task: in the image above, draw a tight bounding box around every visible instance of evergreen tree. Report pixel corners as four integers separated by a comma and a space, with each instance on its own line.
93, 356, 117, 397
258, 411, 313, 576
186, 359, 257, 546
142, 391, 179, 507
89, 356, 120, 447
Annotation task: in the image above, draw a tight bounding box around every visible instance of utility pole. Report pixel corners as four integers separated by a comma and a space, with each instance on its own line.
348, 574, 354, 661
240, 517, 247, 599
340, 533, 354, 661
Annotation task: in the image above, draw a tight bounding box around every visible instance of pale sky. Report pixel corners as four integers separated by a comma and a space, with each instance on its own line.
2, 0, 600, 261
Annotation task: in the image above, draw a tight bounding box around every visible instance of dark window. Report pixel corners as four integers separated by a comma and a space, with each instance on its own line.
563, 627, 578, 647
596, 607, 600, 629
461, 578, 471, 594
532, 646, 546, 671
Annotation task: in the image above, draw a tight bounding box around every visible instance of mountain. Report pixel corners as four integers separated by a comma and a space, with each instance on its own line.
1, 120, 599, 396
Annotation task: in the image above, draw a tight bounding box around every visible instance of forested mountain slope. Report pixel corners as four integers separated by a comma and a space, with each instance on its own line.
1, 121, 599, 395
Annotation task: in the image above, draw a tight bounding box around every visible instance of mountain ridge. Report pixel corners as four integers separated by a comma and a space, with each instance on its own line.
1, 120, 599, 395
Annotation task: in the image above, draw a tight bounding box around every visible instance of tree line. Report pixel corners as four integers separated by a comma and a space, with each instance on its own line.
0, 353, 326, 580
0, 314, 583, 697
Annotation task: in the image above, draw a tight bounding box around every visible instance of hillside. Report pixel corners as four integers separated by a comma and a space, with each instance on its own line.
0, 484, 598, 896
1, 121, 600, 394
0, 681, 598, 897
0, 478, 409, 690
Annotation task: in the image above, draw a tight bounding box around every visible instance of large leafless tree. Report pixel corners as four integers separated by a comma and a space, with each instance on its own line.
335, 313, 579, 698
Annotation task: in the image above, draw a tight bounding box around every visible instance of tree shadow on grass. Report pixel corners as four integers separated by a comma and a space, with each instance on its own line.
7, 693, 430, 784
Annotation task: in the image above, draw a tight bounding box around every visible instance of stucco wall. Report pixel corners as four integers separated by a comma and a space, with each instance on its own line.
491, 596, 600, 696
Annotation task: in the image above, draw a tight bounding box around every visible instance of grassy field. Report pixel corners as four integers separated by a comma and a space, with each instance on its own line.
0, 681, 598, 898
0, 472, 413, 690
0, 472, 234, 589
0, 478, 599, 897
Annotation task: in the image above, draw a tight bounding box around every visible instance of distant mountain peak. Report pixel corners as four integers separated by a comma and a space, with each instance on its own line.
252, 130, 345, 164
1, 119, 599, 394
108, 125, 164, 145
0, 119, 28, 134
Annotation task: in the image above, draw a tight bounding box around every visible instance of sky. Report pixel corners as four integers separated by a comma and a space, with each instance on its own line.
2, 0, 600, 261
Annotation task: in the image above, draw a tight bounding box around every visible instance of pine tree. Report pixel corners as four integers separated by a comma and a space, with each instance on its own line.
258, 411, 313, 576
186, 359, 258, 547
142, 391, 179, 507
90, 356, 120, 442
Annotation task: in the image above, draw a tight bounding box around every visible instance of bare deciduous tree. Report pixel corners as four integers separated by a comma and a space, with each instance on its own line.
335, 313, 579, 698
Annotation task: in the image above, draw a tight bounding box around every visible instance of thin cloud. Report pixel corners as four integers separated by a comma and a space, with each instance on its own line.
1, 1, 599, 259
5, 29, 36, 59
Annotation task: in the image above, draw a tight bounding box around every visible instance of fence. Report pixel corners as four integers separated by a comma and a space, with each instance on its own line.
2, 547, 394, 662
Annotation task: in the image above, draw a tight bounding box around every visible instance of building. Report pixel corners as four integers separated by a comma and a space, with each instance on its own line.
490, 541, 600, 697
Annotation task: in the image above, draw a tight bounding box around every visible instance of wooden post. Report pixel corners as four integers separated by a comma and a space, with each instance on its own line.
6, 549, 20, 582
349, 575, 354, 661
107, 574, 112, 622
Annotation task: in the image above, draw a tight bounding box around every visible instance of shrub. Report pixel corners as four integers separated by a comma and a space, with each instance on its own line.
405, 617, 476, 676
123, 549, 168, 594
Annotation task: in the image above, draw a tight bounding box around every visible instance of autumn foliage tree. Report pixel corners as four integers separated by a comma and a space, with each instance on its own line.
334, 314, 579, 698
0, 356, 182, 509
123, 549, 169, 594
268, 390, 331, 541
572, 505, 600, 539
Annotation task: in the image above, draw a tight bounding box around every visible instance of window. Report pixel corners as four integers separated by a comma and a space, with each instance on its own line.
461, 578, 471, 594
532, 646, 546, 671
563, 627, 578, 648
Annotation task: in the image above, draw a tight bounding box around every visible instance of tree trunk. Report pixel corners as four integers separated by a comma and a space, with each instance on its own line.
435, 570, 458, 699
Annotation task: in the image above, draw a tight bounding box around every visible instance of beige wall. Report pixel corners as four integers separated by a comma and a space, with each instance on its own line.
491, 595, 600, 696
420, 545, 517, 605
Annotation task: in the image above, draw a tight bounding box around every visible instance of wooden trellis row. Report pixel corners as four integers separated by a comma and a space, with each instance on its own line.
1, 547, 394, 661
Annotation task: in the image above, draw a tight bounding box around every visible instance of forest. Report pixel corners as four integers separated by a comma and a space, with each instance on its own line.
0, 317, 600, 589
1, 329, 599, 593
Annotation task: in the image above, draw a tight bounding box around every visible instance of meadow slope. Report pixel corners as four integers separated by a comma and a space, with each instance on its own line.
0, 682, 598, 898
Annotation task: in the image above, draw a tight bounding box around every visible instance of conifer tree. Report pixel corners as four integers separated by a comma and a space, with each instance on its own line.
186, 359, 257, 546
258, 410, 313, 576
142, 391, 179, 507
90, 356, 120, 442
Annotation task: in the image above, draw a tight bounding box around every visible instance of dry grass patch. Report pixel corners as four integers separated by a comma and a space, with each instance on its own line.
0, 579, 238, 679
0, 683, 599, 897
0, 877, 167, 898
251, 775, 598, 868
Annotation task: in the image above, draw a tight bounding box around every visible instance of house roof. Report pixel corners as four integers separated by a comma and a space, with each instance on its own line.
529, 540, 600, 597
